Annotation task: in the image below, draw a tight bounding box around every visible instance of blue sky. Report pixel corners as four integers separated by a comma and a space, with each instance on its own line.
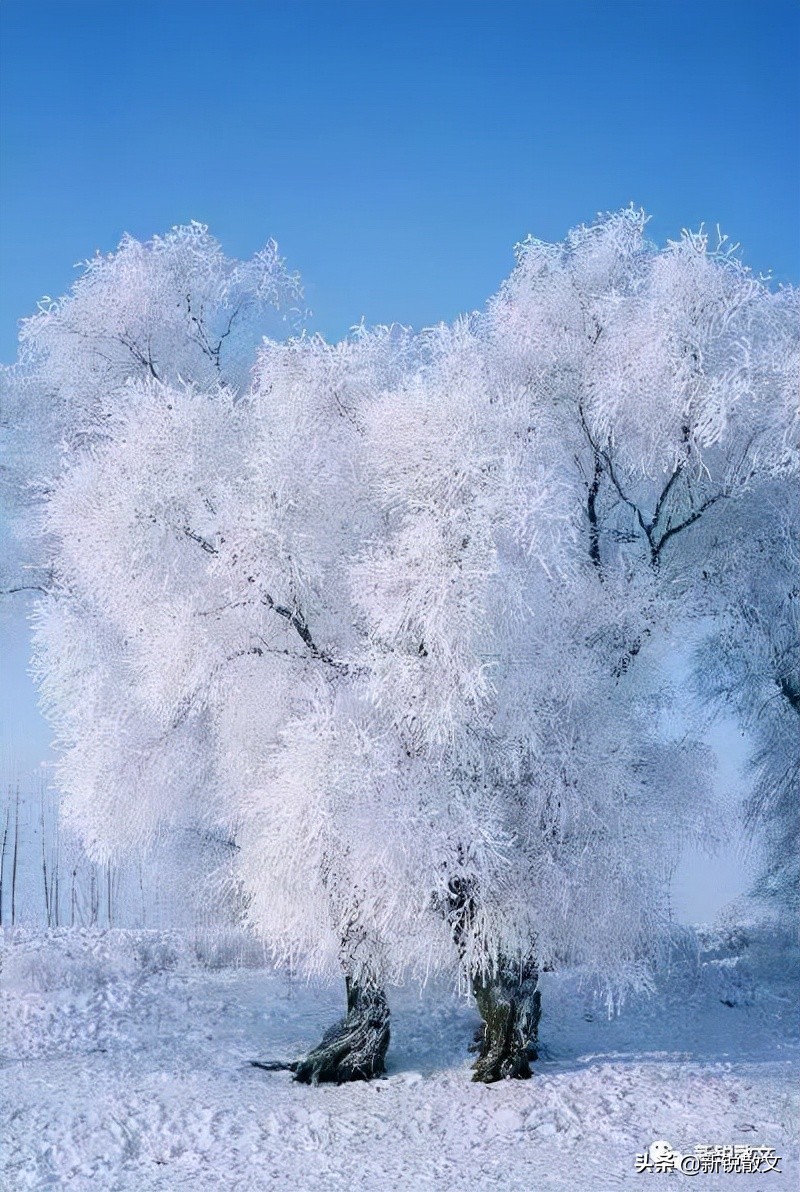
0, 0, 797, 918
1, 0, 798, 359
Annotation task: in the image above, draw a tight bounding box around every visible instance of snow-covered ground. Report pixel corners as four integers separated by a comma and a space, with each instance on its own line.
2, 924, 798, 1190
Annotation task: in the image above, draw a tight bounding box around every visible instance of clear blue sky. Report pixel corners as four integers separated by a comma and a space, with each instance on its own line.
1, 0, 798, 361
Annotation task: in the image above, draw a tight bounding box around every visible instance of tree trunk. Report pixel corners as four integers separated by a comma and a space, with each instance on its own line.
11, 787, 20, 927
471, 961, 541, 1083
41, 790, 51, 927
292, 974, 390, 1085
0, 802, 9, 927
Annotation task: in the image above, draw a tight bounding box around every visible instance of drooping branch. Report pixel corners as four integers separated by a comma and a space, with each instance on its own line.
0, 583, 50, 596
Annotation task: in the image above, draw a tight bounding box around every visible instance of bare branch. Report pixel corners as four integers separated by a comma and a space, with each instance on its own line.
652, 492, 726, 561
1, 584, 50, 596
182, 526, 218, 554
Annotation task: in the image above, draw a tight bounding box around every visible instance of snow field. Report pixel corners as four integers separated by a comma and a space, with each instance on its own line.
2, 926, 798, 1190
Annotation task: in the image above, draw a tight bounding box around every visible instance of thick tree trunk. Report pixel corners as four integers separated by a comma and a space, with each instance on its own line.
292, 975, 390, 1084
471, 961, 541, 1083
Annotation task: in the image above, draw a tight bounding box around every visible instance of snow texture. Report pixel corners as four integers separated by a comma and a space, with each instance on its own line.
2, 924, 798, 1190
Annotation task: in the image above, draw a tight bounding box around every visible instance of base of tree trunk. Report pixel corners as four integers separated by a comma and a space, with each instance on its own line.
471, 962, 540, 1083
292, 977, 390, 1085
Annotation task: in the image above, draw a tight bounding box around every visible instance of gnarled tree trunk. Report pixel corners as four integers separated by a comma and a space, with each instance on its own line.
471, 961, 541, 1083
443, 874, 542, 1082
292, 974, 390, 1084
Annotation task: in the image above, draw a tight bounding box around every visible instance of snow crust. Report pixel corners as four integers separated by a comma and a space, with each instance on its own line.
2, 924, 797, 1189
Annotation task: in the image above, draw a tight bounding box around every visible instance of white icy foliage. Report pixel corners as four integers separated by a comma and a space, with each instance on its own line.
354, 309, 700, 989
13, 225, 303, 879
489, 211, 793, 570
1, 221, 303, 575
19, 211, 798, 991
694, 478, 800, 917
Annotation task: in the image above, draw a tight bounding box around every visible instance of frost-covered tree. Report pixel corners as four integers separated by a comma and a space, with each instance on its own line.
7, 227, 413, 1077
30, 323, 431, 1082
491, 211, 799, 1055
523, 215, 800, 924
353, 210, 797, 1078
694, 476, 799, 919
355, 314, 708, 1080
2, 222, 304, 924
8, 212, 797, 1087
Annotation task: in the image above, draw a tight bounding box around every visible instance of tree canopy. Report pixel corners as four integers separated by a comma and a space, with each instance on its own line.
4, 211, 797, 1005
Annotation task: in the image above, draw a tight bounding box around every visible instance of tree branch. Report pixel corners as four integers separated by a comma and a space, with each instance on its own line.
259, 590, 345, 670
648, 458, 686, 536
117, 332, 161, 381
600, 442, 652, 548
182, 525, 218, 554
0, 584, 50, 596
577, 404, 605, 575
652, 492, 726, 561
179, 523, 343, 669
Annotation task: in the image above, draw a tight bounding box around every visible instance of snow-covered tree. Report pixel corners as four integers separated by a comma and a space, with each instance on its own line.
2, 223, 304, 928
353, 210, 797, 1078
355, 311, 707, 1080
694, 474, 799, 919
30, 323, 433, 1082
8, 212, 797, 1086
